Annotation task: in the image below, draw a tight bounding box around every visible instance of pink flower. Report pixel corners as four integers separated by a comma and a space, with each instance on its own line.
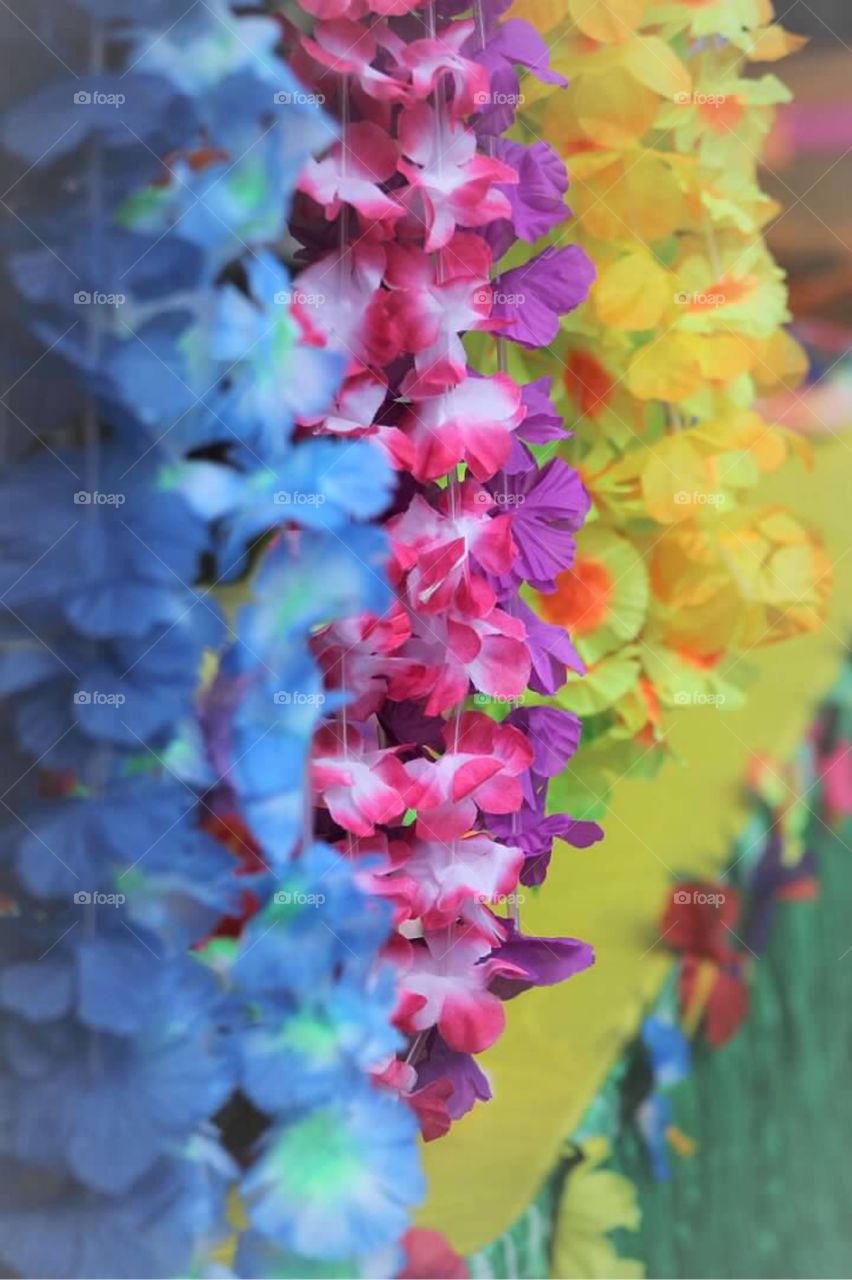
300, 19, 411, 104
377, 832, 523, 939
299, 369, 411, 466
372, 1058, 454, 1142
395, 929, 525, 1053
404, 711, 533, 837
298, 0, 423, 20
389, 479, 514, 617
298, 121, 403, 227
396, 103, 516, 250
381, 235, 494, 394
399, 21, 489, 120
312, 601, 411, 720
390, 605, 531, 715
397, 372, 526, 482
311, 722, 411, 835
292, 243, 387, 364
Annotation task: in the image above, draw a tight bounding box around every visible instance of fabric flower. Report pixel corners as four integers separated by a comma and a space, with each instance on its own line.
397, 103, 516, 250
242, 1086, 425, 1260
398, 373, 526, 481
491, 245, 595, 348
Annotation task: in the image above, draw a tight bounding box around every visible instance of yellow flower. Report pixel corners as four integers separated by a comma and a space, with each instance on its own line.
551, 1141, 645, 1280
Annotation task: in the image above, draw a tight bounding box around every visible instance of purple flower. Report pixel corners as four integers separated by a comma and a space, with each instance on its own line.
744, 833, 818, 953
487, 805, 601, 886
517, 599, 583, 693
486, 139, 570, 259
488, 926, 594, 998
519, 377, 566, 445
509, 705, 581, 786
486, 457, 590, 593
483, 706, 601, 884
469, 19, 568, 137
415, 1036, 492, 1121
493, 246, 595, 348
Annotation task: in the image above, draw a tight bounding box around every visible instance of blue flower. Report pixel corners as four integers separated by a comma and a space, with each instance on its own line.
241, 967, 402, 1113
0, 972, 234, 1193
0, 0, 415, 1268
0, 1145, 232, 1280
212, 253, 345, 455
242, 1084, 425, 1261
233, 844, 390, 991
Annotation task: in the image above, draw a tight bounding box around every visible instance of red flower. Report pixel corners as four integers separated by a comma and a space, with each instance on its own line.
397, 1229, 469, 1279
661, 882, 749, 1046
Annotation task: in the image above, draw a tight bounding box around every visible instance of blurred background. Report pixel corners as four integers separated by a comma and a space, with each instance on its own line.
764, 1, 852, 402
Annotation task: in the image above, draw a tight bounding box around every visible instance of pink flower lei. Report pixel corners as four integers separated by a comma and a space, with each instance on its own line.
285, 0, 603, 1140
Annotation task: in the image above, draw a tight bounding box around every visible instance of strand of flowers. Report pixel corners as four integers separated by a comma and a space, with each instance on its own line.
498, 0, 832, 820
278, 0, 605, 1147
0, 2, 417, 1276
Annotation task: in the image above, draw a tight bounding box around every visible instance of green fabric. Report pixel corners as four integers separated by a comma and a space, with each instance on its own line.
466, 1175, 559, 1279
612, 810, 852, 1279
470, 664, 852, 1280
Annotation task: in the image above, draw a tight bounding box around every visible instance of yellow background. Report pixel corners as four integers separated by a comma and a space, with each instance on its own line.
416, 435, 852, 1253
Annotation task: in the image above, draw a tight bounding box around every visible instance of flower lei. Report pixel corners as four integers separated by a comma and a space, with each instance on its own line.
504, 0, 831, 816
279, 0, 604, 1144
0, 1, 419, 1274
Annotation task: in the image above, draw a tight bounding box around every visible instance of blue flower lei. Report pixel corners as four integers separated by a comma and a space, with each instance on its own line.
0, 2, 422, 1275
